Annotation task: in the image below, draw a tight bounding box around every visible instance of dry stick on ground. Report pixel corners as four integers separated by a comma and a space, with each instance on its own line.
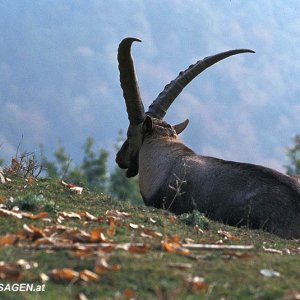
182, 244, 254, 251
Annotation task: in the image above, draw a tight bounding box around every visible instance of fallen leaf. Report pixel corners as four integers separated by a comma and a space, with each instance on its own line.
61, 180, 83, 194
90, 228, 110, 242
129, 223, 139, 229
80, 211, 98, 221
107, 217, 117, 236
218, 229, 240, 241
0, 208, 22, 219
39, 272, 50, 283
61, 228, 91, 243
0, 234, 19, 246
128, 244, 150, 254
23, 224, 46, 240
94, 258, 121, 273
262, 246, 283, 255
260, 269, 280, 277
141, 228, 162, 238
167, 263, 192, 270
0, 172, 6, 184
169, 215, 176, 223
105, 210, 131, 218
25, 176, 37, 185
0, 262, 23, 280
22, 212, 49, 219
149, 217, 157, 224
79, 269, 100, 282
162, 241, 190, 256
76, 293, 89, 300
58, 211, 82, 220
123, 288, 137, 299
50, 268, 79, 281
186, 276, 209, 293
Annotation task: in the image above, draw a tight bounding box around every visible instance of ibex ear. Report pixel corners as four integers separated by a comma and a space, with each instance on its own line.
142, 116, 153, 134
173, 119, 189, 134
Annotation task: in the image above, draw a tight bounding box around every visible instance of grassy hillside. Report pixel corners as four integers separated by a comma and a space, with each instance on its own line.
0, 175, 299, 299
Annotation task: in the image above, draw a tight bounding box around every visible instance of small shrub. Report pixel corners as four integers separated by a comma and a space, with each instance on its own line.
5, 193, 57, 212
179, 210, 210, 230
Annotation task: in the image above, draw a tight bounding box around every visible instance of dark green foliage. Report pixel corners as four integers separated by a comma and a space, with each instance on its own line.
285, 134, 300, 175
5, 192, 57, 212
42, 137, 109, 192
109, 168, 142, 204
179, 210, 210, 229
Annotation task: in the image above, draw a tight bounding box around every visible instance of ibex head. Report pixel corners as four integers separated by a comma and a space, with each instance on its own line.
116, 37, 254, 178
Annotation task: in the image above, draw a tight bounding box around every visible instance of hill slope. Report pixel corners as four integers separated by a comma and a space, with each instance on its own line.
0, 176, 299, 299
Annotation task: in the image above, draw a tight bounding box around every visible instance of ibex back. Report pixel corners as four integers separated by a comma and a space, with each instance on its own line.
116, 37, 300, 239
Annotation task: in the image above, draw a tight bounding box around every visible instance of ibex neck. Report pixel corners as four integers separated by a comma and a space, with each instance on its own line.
139, 137, 194, 206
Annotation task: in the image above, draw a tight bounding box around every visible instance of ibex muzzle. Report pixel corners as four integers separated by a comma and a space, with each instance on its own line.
116, 37, 300, 239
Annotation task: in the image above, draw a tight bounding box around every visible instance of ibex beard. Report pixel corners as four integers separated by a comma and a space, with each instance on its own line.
116, 37, 300, 239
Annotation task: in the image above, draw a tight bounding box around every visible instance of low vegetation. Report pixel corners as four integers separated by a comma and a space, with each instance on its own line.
0, 174, 299, 300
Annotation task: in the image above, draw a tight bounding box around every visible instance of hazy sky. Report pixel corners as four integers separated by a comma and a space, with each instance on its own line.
0, 1, 300, 172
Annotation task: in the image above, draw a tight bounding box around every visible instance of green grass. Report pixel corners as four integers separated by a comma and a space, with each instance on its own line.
0, 176, 299, 299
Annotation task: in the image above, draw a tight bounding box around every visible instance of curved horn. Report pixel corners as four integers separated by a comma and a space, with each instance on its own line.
147, 49, 255, 119
118, 37, 146, 125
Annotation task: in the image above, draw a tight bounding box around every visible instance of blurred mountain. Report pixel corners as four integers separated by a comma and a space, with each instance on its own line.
0, 1, 299, 171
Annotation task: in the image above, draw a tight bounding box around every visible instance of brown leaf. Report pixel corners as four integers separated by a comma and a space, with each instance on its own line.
105, 210, 131, 218
128, 244, 150, 254
94, 258, 121, 274
71, 247, 94, 258
22, 211, 49, 219
218, 229, 240, 241
96, 244, 116, 254
163, 241, 190, 256
79, 269, 100, 282
169, 215, 176, 223
107, 217, 117, 236
0, 195, 5, 204
167, 263, 192, 270
80, 211, 98, 221
90, 227, 110, 242
61, 228, 90, 243
0, 234, 19, 246
0, 262, 23, 280
61, 180, 83, 194
23, 224, 46, 240
123, 288, 137, 300
187, 276, 209, 293
50, 268, 79, 281
58, 211, 82, 220
25, 176, 37, 185
141, 228, 162, 238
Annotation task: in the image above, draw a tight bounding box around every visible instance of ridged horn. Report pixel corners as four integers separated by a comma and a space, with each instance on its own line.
118, 37, 146, 125
147, 49, 255, 119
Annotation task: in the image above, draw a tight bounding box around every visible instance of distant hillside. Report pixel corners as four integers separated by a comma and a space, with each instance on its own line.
0, 1, 300, 172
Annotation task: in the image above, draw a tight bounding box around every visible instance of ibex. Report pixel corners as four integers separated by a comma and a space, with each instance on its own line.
116, 37, 300, 239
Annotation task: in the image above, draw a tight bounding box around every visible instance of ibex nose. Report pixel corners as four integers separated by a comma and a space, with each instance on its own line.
115, 153, 127, 169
